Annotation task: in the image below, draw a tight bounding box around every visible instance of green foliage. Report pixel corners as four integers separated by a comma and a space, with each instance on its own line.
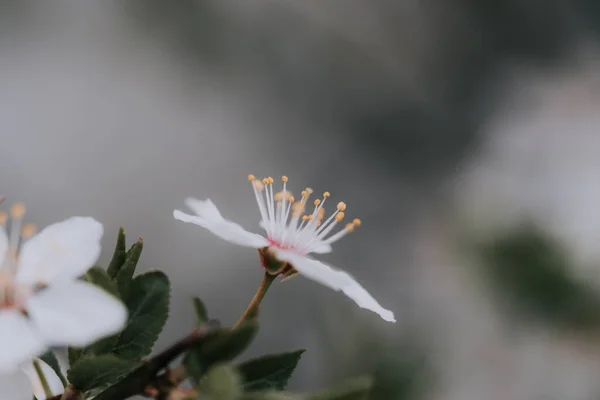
474, 223, 600, 330
107, 227, 127, 279
307, 378, 373, 400
68, 355, 142, 394
85, 267, 119, 297
193, 296, 209, 324
112, 271, 171, 360
238, 350, 306, 391
115, 238, 144, 301
197, 364, 243, 400
185, 321, 259, 384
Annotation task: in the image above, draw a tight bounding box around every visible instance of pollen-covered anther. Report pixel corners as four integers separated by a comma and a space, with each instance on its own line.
247, 174, 256, 181
10, 203, 26, 218
305, 188, 313, 195
337, 202, 347, 211
288, 196, 295, 203
282, 175, 289, 183
253, 180, 265, 190
292, 202, 305, 216
317, 208, 325, 220
323, 192, 330, 198
267, 177, 274, 184
335, 212, 345, 222
353, 218, 362, 227
313, 199, 321, 206
345, 223, 355, 232
21, 223, 37, 239
262, 178, 269, 185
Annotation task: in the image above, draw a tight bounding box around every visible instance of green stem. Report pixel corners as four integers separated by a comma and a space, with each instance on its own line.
233, 272, 276, 329
33, 359, 52, 399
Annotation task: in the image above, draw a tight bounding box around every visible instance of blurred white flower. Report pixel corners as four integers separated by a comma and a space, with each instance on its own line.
0, 357, 65, 400
0, 203, 127, 372
22, 358, 65, 399
174, 175, 395, 322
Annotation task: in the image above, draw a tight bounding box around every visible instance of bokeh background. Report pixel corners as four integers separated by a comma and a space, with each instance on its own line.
4, 1, 600, 399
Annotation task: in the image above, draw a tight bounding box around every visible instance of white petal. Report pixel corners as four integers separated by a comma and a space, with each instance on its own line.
22, 358, 64, 399
185, 198, 225, 222
0, 369, 34, 400
27, 281, 127, 347
306, 240, 332, 254
0, 310, 46, 372
174, 206, 269, 249
0, 227, 7, 267
16, 217, 103, 285
273, 250, 396, 322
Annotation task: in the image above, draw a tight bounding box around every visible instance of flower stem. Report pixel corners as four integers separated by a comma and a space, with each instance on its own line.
33, 359, 52, 399
233, 271, 276, 329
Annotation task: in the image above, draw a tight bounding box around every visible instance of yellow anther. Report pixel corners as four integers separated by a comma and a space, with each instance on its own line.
302, 215, 309, 221
267, 177, 274, 184
313, 199, 321, 206
301, 191, 307, 197
282, 176, 289, 183
335, 212, 345, 222
317, 208, 325, 220
288, 196, 295, 203
21, 224, 37, 238
253, 180, 265, 190
345, 223, 355, 232
292, 202, 305, 216
248, 174, 256, 181
323, 191, 330, 198
262, 178, 269, 185
0, 212, 7, 225
274, 192, 284, 201
305, 188, 313, 194
316, 221, 322, 227
352, 218, 362, 227
337, 202, 347, 211
10, 203, 26, 218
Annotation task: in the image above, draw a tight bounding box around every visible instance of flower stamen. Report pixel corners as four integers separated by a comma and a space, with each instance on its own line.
248, 174, 359, 254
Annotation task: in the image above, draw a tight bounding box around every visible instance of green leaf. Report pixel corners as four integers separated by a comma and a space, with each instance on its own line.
39, 350, 67, 387
240, 393, 300, 400
107, 227, 127, 279
90, 363, 153, 400
193, 297, 209, 324
67, 355, 142, 393
198, 364, 242, 400
474, 224, 600, 329
237, 350, 305, 391
115, 238, 144, 300
85, 267, 119, 298
112, 271, 170, 360
185, 321, 258, 384
68, 347, 83, 368
307, 378, 373, 400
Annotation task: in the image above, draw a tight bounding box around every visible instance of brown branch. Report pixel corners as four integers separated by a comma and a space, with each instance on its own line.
233, 272, 275, 329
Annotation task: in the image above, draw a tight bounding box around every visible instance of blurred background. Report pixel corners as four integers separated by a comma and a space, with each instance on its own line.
3, 0, 600, 398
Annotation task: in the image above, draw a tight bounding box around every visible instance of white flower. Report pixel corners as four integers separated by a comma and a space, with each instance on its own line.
0, 357, 65, 400
0, 203, 128, 372
174, 175, 395, 322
